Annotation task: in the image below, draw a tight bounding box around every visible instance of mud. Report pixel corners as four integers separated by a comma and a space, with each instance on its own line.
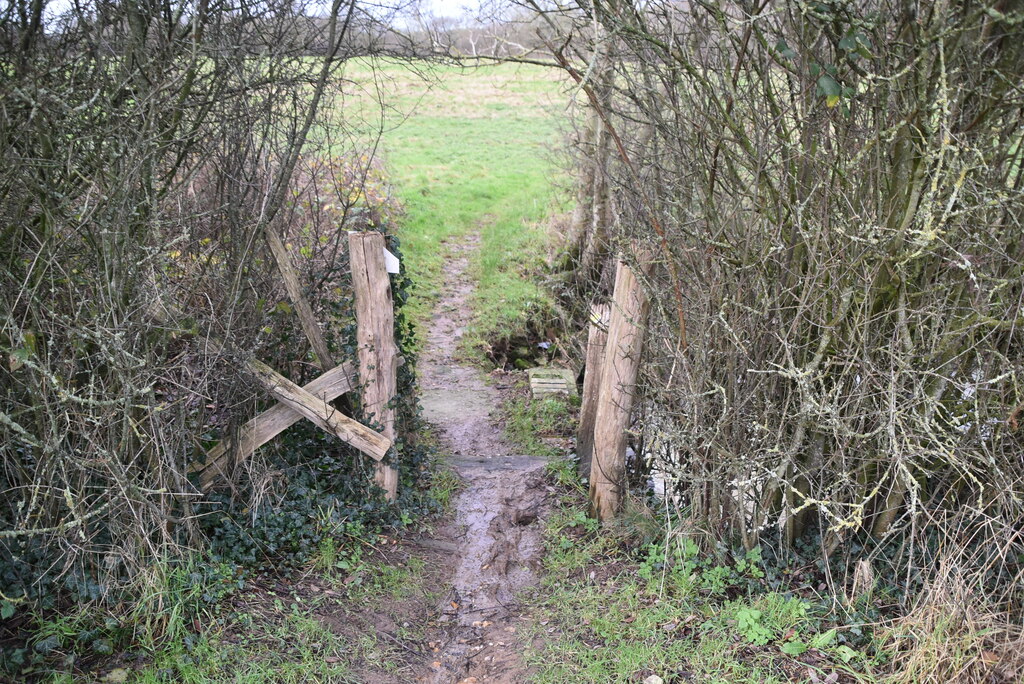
417, 236, 552, 684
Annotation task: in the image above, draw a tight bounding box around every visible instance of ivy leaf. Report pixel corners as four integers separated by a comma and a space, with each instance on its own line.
838, 34, 857, 51
775, 39, 797, 60
1, 601, 14, 620
817, 75, 842, 107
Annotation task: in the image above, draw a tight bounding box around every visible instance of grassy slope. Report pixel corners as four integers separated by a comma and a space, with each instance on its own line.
339, 59, 568, 352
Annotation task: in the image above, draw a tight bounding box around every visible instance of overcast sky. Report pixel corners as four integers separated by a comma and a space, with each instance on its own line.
425, 0, 478, 17
39, 0, 486, 26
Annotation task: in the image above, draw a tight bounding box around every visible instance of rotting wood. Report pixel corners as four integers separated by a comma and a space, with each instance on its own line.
194, 362, 358, 488
349, 231, 400, 500
264, 224, 335, 370
589, 259, 652, 521
248, 357, 391, 461
577, 303, 610, 481
527, 367, 577, 398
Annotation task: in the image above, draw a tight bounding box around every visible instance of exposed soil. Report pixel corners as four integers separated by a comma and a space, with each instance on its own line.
415, 236, 553, 684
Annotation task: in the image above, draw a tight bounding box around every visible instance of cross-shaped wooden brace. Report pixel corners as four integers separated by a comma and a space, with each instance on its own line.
193, 358, 390, 490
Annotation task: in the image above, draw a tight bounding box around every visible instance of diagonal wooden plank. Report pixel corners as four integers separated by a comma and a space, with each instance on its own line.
246, 358, 392, 461
194, 362, 358, 489
264, 225, 336, 371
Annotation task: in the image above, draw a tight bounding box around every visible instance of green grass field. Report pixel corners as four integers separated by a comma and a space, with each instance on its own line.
336, 59, 569, 354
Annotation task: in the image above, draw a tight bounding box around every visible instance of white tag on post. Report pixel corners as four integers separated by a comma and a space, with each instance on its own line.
383, 247, 400, 274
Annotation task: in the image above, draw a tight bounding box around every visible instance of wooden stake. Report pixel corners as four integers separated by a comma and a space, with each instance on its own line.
195, 362, 358, 488
264, 225, 335, 370
349, 231, 399, 501
577, 303, 610, 480
589, 259, 652, 521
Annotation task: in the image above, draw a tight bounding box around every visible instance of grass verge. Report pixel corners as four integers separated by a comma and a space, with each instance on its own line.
27, 528, 451, 684
501, 377, 579, 460
522, 481, 888, 684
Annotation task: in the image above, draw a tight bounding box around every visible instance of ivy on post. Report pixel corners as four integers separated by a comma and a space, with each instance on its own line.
348, 231, 400, 501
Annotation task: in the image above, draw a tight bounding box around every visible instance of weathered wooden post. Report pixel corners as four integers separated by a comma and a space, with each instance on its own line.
348, 231, 399, 501
589, 258, 652, 521
577, 303, 610, 480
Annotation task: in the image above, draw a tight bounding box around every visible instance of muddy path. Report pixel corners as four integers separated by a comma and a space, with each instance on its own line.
416, 236, 553, 684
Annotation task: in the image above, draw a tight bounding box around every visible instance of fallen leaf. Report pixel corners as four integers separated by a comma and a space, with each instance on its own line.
101, 669, 130, 684
325, 656, 342, 664
450, 601, 460, 610
432, 661, 442, 668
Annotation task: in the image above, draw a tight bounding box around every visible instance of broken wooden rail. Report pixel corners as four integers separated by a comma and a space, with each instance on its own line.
192, 230, 402, 501
193, 361, 359, 489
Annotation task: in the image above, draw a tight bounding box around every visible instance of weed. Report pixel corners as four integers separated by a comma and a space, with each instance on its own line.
544, 456, 582, 490
428, 467, 462, 509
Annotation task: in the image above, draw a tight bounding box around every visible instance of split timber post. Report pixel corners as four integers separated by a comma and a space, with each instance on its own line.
577, 303, 610, 481
349, 231, 399, 501
589, 258, 652, 521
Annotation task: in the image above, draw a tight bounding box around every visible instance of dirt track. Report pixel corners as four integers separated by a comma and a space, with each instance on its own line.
416, 236, 552, 684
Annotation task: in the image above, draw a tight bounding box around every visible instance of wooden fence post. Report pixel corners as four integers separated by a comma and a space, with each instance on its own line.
589, 258, 652, 521
577, 303, 610, 480
349, 231, 399, 501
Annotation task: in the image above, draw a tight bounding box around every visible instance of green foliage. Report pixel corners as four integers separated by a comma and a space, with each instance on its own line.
529, 479, 881, 682
544, 455, 583, 491
637, 540, 767, 597
504, 392, 578, 459
735, 607, 773, 645
427, 467, 462, 510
